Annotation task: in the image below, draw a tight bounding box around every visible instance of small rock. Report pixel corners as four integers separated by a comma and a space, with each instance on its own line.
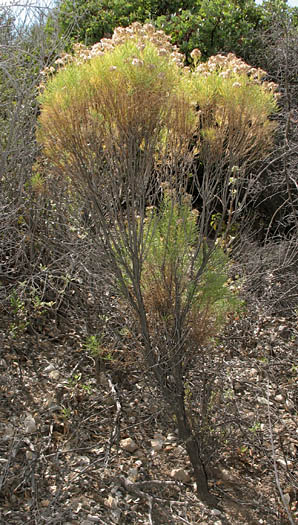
286, 399, 294, 411
211, 509, 222, 516
44, 363, 55, 373
78, 456, 90, 465
24, 415, 36, 434
173, 445, 186, 456
120, 437, 138, 453
257, 396, 272, 406
170, 468, 191, 483
49, 370, 60, 380
151, 438, 164, 451
0, 358, 7, 369
104, 494, 118, 509
275, 394, 283, 402
277, 458, 287, 468
26, 450, 34, 460
87, 516, 102, 523
3, 423, 14, 441
134, 450, 144, 459
128, 468, 138, 481
166, 433, 177, 443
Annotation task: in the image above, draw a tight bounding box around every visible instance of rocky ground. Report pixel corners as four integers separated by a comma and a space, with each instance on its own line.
0, 307, 297, 524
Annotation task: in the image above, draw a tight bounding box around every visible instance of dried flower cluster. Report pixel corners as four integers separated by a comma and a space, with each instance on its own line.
40, 23, 278, 100
40, 22, 185, 89
194, 51, 279, 95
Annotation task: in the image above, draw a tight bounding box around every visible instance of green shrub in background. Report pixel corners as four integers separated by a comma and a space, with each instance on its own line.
155, 0, 264, 60
52, 0, 298, 63
55, 0, 194, 47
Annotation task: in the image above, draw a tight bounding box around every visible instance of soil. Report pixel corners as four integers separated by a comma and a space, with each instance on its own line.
0, 307, 297, 524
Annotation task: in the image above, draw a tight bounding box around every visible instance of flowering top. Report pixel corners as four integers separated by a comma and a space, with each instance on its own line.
40, 22, 185, 90
193, 52, 279, 96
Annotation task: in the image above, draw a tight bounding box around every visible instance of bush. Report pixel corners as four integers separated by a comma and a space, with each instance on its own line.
55, 0, 194, 47
37, 23, 278, 506
155, 0, 264, 61
0, 5, 95, 334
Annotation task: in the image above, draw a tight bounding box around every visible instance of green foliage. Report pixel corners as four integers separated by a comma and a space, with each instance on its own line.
248, 421, 262, 433
260, 0, 298, 28
54, 0, 274, 61
37, 27, 195, 184
85, 334, 103, 356
8, 286, 56, 337
55, 0, 193, 47
155, 0, 264, 60
139, 190, 241, 334
54, 0, 298, 65
38, 24, 277, 185
37, 23, 278, 341
85, 335, 114, 361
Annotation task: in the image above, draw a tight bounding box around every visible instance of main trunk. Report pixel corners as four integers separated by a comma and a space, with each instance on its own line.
172, 393, 218, 507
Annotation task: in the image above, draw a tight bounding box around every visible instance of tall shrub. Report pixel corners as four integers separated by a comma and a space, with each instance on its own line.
37, 23, 278, 505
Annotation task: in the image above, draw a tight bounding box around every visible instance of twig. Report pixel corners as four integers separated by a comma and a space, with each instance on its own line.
104, 373, 122, 466
266, 382, 294, 525
148, 495, 154, 525
118, 476, 185, 504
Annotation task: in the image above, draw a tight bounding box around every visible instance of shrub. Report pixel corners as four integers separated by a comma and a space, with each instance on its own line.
54, 0, 268, 61
55, 0, 195, 47
37, 24, 278, 506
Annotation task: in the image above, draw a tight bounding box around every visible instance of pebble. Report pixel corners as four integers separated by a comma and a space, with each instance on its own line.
49, 370, 60, 380
87, 516, 102, 523
120, 437, 138, 453
24, 415, 36, 434
128, 467, 138, 481
166, 433, 177, 443
286, 399, 294, 410
44, 363, 55, 373
211, 509, 222, 516
151, 438, 164, 451
170, 467, 191, 482
277, 458, 287, 468
283, 493, 290, 505
275, 394, 283, 402
0, 358, 7, 369
257, 396, 272, 406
